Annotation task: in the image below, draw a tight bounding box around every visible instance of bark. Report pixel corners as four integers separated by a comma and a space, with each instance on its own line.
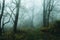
43, 0, 54, 27
47, 0, 54, 27
13, 0, 20, 40
0, 0, 5, 35
13, 0, 20, 33
43, 0, 47, 27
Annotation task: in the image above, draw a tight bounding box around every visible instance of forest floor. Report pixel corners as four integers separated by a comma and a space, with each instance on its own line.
0, 27, 60, 40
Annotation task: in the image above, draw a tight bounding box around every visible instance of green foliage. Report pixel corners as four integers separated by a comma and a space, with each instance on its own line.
1, 20, 60, 40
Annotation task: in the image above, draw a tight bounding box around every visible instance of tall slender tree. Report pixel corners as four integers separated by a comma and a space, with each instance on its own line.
13, 0, 20, 33
12, 0, 20, 40
0, 0, 5, 35
47, 0, 54, 27
43, 0, 47, 27
43, 0, 54, 27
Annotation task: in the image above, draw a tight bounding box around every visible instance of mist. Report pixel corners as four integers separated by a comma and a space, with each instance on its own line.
0, 0, 60, 40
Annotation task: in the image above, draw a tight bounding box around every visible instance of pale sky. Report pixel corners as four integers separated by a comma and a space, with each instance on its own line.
5, 0, 43, 8
0, 0, 60, 27
4, 0, 43, 27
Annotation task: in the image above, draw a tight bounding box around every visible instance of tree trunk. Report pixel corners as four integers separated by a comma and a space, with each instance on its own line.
0, 0, 5, 36
13, 0, 20, 40
13, 0, 20, 33
43, 0, 47, 27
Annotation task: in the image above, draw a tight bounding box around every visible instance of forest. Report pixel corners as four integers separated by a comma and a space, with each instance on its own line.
0, 0, 60, 40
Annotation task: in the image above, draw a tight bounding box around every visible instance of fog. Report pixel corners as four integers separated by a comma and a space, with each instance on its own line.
0, 0, 60, 40
0, 0, 60, 28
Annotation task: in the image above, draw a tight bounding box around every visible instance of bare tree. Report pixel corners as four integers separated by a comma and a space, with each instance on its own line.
13, 0, 20, 33
30, 1, 35, 28
43, 0, 55, 27
0, 0, 5, 35
7, 0, 21, 33
2, 13, 11, 33
0, 3, 1, 10
31, 6, 34, 28
47, 0, 54, 27
11, 0, 21, 40
43, 0, 47, 27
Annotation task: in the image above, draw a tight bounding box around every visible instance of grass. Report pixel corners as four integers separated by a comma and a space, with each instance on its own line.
0, 26, 60, 40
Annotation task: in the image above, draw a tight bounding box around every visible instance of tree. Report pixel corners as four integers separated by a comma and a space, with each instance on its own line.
13, 0, 20, 33
2, 12, 11, 33
0, 0, 5, 35
0, 2, 1, 10
43, 0, 54, 27
31, 6, 34, 28
11, 0, 21, 40
43, 0, 47, 27
30, 1, 35, 28
46, 0, 54, 27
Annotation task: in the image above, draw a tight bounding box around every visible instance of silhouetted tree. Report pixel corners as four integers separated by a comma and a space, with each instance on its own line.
31, 6, 34, 28
43, 0, 47, 27
2, 13, 11, 33
43, 0, 54, 27
47, 0, 54, 27
0, 3, 1, 10
13, 0, 20, 33
0, 0, 5, 35
12, 0, 20, 40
